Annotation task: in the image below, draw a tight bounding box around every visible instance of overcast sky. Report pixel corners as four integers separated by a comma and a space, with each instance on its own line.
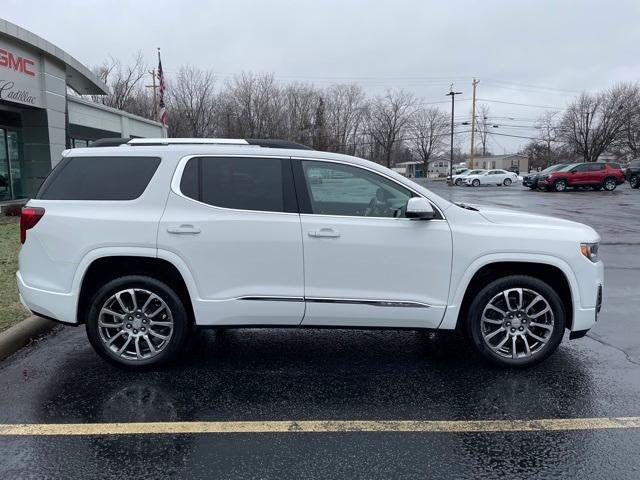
4, 0, 640, 152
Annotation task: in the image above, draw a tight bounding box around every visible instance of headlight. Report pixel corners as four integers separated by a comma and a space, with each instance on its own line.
580, 242, 599, 262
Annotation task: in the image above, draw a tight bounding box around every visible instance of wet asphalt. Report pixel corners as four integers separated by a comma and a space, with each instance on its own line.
1, 181, 639, 479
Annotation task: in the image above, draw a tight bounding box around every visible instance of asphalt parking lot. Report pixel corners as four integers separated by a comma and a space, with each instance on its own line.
1, 181, 640, 479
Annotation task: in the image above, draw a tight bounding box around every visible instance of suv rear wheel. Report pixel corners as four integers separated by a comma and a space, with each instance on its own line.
466, 275, 565, 367
603, 177, 617, 191
553, 179, 567, 192
85, 275, 191, 368
629, 174, 639, 189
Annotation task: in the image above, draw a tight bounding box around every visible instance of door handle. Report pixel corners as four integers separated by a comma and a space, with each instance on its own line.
308, 228, 340, 238
167, 224, 201, 235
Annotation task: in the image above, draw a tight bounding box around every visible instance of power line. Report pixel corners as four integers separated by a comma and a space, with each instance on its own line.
482, 78, 581, 94
477, 98, 565, 110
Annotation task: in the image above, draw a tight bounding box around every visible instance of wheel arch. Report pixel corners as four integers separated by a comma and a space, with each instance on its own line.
77, 255, 195, 325
444, 259, 576, 333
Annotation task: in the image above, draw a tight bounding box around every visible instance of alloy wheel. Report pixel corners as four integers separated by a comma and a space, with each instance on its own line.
604, 178, 616, 191
480, 288, 555, 359
98, 288, 174, 361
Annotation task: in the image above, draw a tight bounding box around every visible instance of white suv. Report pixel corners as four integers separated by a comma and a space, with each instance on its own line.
17, 138, 604, 368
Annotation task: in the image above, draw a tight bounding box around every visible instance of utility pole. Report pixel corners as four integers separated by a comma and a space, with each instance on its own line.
469, 78, 479, 169
145, 68, 158, 117
446, 85, 463, 185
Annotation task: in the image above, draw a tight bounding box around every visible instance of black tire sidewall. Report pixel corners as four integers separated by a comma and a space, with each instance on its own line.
466, 275, 566, 367
85, 275, 191, 368
504, 179, 512, 186
473, 179, 480, 187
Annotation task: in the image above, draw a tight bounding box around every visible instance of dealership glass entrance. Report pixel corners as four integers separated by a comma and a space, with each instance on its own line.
0, 128, 24, 201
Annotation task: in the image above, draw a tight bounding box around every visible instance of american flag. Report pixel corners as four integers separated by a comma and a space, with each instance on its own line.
157, 48, 167, 126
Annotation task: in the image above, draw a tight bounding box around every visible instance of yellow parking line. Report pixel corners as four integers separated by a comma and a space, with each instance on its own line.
1, 417, 640, 436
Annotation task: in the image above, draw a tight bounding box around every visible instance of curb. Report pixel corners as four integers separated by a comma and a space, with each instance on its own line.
0, 316, 57, 361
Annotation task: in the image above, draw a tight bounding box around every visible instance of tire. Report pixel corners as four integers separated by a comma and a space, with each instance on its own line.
602, 177, 617, 191
503, 178, 512, 186
465, 275, 566, 367
553, 179, 567, 192
472, 179, 480, 187
630, 174, 639, 189
85, 275, 191, 368
455, 178, 463, 186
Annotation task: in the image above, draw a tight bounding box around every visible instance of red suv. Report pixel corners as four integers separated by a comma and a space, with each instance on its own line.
540, 162, 625, 192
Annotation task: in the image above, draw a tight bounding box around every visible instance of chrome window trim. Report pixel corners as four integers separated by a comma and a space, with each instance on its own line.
171, 154, 299, 216
293, 156, 446, 222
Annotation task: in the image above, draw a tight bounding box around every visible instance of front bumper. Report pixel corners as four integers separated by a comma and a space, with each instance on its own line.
16, 271, 78, 324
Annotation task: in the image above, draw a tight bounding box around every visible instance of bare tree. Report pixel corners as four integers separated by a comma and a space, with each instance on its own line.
408, 107, 448, 176
92, 52, 150, 114
559, 84, 635, 162
618, 84, 640, 157
324, 84, 366, 154
535, 110, 560, 166
168, 66, 218, 137
475, 103, 491, 156
366, 90, 416, 167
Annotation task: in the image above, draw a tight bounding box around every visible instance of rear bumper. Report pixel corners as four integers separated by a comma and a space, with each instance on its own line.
16, 271, 78, 324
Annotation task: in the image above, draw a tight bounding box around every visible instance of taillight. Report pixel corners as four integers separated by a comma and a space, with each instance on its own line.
20, 207, 45, 244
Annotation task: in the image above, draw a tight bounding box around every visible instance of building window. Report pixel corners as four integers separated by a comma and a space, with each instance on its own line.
70, 138, 92, 148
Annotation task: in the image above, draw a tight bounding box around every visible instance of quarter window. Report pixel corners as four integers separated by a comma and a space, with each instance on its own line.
301, 160, 412, 218
37, 156, 160, 200
180, 157, 294, 213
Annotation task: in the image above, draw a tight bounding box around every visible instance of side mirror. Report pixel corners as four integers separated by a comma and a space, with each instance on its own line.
406, 197, 435, 220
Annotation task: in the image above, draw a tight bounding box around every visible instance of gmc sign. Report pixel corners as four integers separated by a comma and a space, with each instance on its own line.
0, 48, 35, 77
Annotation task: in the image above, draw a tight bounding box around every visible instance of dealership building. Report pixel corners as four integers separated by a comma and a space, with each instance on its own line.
0, 19, 166, 202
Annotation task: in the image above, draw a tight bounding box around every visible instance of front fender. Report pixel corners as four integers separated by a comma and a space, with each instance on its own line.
438, 253, 581, 330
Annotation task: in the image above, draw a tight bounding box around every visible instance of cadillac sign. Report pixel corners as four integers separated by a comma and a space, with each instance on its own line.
0, 39, 41, 108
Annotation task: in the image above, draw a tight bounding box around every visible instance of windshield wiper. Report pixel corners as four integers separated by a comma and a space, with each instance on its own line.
456, 202, 479, 211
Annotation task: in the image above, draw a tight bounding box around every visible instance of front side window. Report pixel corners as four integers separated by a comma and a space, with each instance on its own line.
301, 160, 412, 218
180, 156, 294, 213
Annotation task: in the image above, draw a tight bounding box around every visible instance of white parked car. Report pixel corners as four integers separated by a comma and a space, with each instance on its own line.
465, 169, 519, 187
17, 138, 603, 368
452, 169, 486, 186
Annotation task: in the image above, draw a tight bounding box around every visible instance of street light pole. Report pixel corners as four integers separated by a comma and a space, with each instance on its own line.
446, 86, 463, 186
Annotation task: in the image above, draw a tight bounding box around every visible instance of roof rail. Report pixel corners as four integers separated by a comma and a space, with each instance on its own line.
126, 138, 313, 150
89, 137, 314, 150
127, 138, 249, 146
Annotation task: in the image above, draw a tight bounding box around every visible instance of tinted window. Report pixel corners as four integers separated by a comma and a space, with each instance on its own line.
572, 164, 590, 172
181, 157, 291, 213
631, 160, 640, 167
301, 161, 411, 218
590, 163, 605, 171
37, 156, 160, 200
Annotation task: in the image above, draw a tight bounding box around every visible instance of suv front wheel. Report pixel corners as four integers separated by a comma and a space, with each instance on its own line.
85, 275, 191, 368
466, 275, 565, 367
553, 179, 567, 192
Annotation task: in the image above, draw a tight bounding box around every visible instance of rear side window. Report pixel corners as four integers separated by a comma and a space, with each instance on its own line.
179, 156, 296, 213
37, 156, 160, 200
